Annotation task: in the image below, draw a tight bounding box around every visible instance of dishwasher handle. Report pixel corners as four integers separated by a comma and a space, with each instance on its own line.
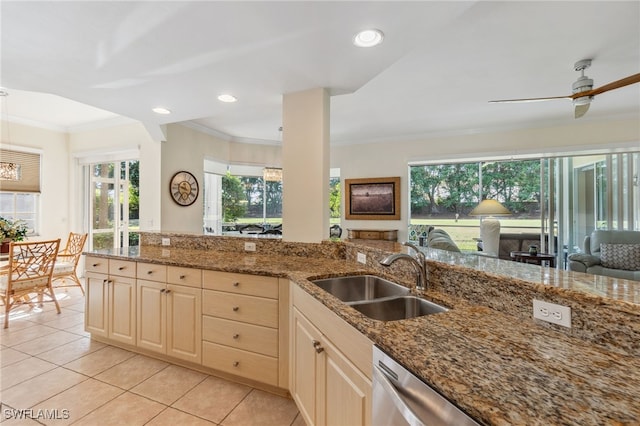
373, 363, 426, 426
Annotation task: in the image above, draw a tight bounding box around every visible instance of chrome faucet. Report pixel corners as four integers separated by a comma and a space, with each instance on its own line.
379, 248, 427, 291
402, 241, 426, 265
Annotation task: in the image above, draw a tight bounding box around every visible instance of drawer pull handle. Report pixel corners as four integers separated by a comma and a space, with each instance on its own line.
312, 340, 324, 354
180, 275, 186, 279
165, 289, 171, 294
118, 266, 125, 271
102, 279, 108, 285
232, 306, 239, 312
92, 263, 99, 267
233, 333, 240, 339
147, 271, 153, 275
233, 361, 240, 367
233, 282, 240, 287
160, 289, 166, 293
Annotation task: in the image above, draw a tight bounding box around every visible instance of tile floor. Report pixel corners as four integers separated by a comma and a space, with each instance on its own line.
1, 285, 304, 425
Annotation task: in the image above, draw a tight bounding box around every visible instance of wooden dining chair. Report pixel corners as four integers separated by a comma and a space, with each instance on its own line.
52, 232, 88, 295
0, 239, 61, 329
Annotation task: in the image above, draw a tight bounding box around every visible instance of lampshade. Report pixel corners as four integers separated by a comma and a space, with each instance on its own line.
469, 199, 511, 216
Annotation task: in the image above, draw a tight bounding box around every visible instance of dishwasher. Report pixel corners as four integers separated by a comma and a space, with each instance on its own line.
372, 346, 480, 426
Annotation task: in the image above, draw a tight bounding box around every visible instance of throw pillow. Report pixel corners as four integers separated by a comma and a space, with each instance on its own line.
600, 243, 640, 271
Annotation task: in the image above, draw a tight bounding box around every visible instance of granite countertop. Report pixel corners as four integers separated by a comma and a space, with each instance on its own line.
87, 245, 640, 425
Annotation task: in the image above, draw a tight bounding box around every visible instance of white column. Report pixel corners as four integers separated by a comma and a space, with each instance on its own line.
281, 88, 330, 242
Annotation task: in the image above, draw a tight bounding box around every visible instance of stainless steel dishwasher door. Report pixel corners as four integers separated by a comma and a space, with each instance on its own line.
372, 346, 479, 426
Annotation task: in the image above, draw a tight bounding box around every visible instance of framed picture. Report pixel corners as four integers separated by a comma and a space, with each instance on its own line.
345, 176, 400, 220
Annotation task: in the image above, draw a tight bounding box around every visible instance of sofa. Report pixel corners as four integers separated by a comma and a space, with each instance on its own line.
568, 230, 640, 281
479, 233, 556, 261
427, 228, 461, 252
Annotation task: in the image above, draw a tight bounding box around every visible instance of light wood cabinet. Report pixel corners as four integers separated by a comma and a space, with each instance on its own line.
290, 283, 372, 426
85, 256, 136, 346
202, 271, 287, 388
136, 263, 202, 364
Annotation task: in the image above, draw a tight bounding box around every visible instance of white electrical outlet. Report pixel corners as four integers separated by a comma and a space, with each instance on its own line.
244, 242, 256, 252
533, 299, 571, 328
357, 252, 367, 264
161, 238, 170, 246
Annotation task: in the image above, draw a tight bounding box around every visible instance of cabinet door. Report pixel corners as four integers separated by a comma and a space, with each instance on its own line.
137, 280, 166, 353
166, 284, 202, 363
85, 272, 109, 337
291, 307, 322, 426
109, 276, 136, 345
321, 338, 372, 426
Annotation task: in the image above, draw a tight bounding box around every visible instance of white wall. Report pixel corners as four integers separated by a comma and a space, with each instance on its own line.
161, 124, 282, 233
2, 121, 70, 241
332, 117, 640, 242
68, 122, 161, 232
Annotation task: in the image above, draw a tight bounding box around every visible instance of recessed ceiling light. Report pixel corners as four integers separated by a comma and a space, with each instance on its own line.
218, 94, 237, 103
353, 29, 384, 47
152, 107, 171, 115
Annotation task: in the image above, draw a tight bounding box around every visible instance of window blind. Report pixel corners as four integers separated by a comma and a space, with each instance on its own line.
0, 149, 41, 193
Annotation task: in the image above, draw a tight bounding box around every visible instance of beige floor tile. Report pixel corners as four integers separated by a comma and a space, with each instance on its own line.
0, 324, 57, 347
222, 389, 298, 426
291, 413, 307, 426
172, 376, 251, 424
95, 354, 169, 389
1, 367, 86, 409
62, 322, 90, 337
0, 404, 42, 424
35, 311, 84, 330
32, 378, 123, 426
0, 357, 57, 391
11, 331, 82, 356
130, 364, 207, 405
71, 392, 165, 426
0, 347, 31, 367
35, 337, 106, 366
63, 345, 135, 376
60, 301, 85, 313
146, 407, 216, 426
0, 315, 38, 333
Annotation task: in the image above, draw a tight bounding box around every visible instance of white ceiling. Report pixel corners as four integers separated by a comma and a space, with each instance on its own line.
2, 1, 639, 145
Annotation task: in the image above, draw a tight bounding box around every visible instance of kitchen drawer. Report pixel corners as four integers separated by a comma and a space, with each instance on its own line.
109, 259, 136, 278
85, 256, 108, 274
202, 271, 278, 299
136, 262, 167, 282
202, 315, 278, 357
167, 266, 202, 288
202, 290, 278, 328
202, 341, 278, 386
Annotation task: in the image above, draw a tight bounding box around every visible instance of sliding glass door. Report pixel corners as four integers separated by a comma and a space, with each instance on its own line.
88, 160, 139, 250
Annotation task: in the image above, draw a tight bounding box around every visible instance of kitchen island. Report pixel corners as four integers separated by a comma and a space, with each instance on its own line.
84, 233, 640, 425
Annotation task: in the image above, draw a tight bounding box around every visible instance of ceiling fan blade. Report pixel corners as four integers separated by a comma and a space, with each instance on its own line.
585, 72, 640, 97
489, 95, 571, 104
574, 103, 590, 118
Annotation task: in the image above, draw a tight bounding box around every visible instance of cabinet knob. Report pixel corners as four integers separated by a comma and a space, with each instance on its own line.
160, 289, 166, 293
165, 289, 171, 294
233, 361, 240, 367
233, 282, 240, 287
312, 340, 324, 354
232, 306, 239, 312
118, 266, 125, 271
102, 279, 108, 285
179, 275, 186, 279
92, 263, 99, 267
233, 333, 240, 339
147, 270, 153, 275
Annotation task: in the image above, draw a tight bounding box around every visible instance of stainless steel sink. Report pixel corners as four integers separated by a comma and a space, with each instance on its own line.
311, 275, 410, 302
349, 296, 448, 321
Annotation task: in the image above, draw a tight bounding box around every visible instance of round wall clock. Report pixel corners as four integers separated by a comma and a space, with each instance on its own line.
169, 171, 199, 206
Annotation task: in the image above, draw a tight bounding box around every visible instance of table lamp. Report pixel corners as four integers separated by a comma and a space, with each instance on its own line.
469, 199, 512, 257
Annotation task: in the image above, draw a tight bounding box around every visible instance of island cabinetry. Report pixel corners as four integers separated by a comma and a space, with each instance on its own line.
202, 271, 286, 388
137, 263, 202, 364
290, 283, 372, 426
85, 257, 136, 345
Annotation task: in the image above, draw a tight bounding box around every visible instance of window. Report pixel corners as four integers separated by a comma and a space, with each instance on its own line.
0, 192, 39, 235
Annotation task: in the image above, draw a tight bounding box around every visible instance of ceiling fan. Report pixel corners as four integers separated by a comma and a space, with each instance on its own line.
489, 59, 640, 118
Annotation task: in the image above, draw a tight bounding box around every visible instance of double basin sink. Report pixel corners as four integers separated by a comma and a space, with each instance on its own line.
311, 275, 448, 321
